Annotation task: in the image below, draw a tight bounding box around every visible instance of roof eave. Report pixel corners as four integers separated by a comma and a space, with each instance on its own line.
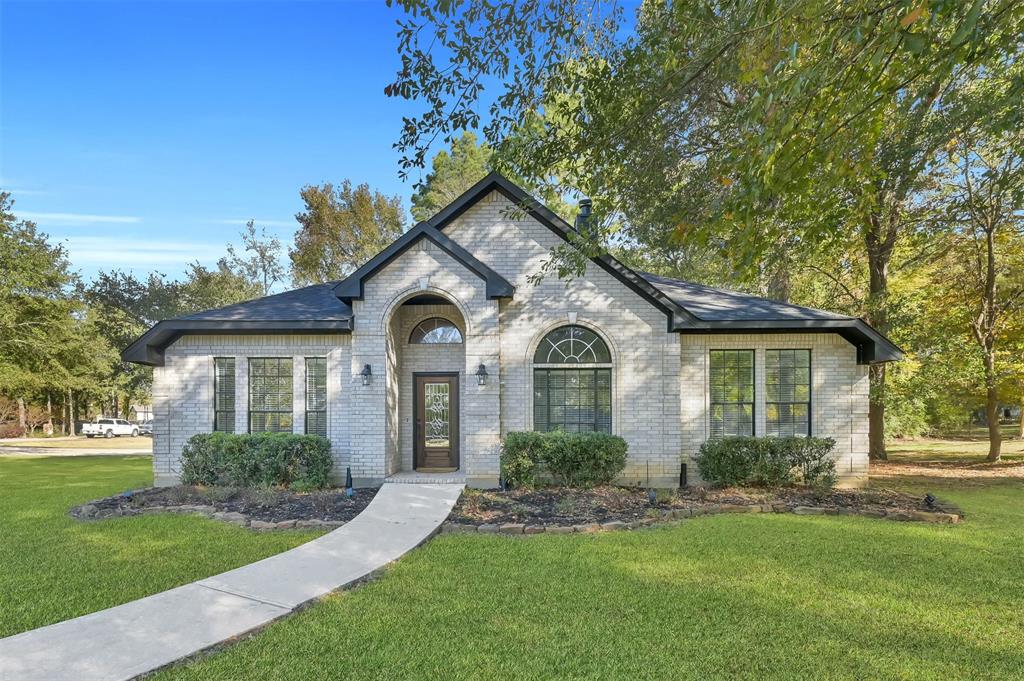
673, 318, 903, 364
122, 319, 353, 367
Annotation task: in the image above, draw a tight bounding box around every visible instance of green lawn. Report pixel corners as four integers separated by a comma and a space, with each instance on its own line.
5, 452, 1022, 679
0, 456, 320, 638
152, 462, 1023, 679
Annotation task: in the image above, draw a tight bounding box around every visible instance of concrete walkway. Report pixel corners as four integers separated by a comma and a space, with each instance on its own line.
0, 483, 463, 681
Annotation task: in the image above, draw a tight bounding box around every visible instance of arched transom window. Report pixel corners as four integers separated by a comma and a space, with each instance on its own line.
533, 325, 612, 433
410, 317, 463, 344
533, 325, 611, 363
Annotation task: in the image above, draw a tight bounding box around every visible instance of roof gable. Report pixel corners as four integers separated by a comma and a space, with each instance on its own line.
425, 172, 698, 332
331, 222, 514, 302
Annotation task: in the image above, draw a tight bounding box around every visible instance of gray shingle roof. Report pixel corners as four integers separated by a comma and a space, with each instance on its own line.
122, 173, 900, 366
638, 272, 852, 322
179, 283, 352, 321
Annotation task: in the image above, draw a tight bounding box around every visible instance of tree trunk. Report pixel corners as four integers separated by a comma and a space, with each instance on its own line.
865, 216, 895, 461
17, 397, 26, 430
985, 371, 1001, 462
70, 390, 77, 435
1018, 399, 1024, 439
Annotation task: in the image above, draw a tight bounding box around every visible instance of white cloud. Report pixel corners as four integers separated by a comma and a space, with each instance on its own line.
21, 211, 141, 225
59, 236, 223, 268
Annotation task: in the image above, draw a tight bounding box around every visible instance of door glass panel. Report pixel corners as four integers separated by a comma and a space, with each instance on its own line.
424, 382, 450, 448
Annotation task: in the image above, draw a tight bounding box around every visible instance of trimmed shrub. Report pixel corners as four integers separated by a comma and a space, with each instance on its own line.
500, 430, 628, 488
0, 423, 26, 439
180, 432, 332, 489
695, 436, 837, 488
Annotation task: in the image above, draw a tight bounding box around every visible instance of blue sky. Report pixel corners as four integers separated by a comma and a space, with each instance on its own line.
1, 0, 425, 282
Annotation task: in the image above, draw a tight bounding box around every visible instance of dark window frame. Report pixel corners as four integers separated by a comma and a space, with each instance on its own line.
765, 349, 812, 437
213, 357, 235, 432
709, 349, 756, 438
304, 357, 327, 438
533, 368, 613, 434
248, 357, 294, 433
409, 317, 463, 344
532, 325, 613, 434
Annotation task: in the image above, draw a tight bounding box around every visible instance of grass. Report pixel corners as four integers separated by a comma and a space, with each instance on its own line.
887, 436, 1024, 462
0, 456, 321, 638
0, 436, 153, 449
150, 446, 1024, 680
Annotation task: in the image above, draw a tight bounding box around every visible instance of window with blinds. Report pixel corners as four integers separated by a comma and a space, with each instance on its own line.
709, 350, 754, 438
766, 349, 811, 437
248, 357, 293, 432
213, 357, 235, 432
534, 368, 612, 433
305, 357, 327, 438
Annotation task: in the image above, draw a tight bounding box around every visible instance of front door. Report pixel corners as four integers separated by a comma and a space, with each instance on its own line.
414, 373, 459, 471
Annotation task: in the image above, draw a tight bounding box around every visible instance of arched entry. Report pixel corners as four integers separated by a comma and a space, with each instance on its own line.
384, 293, 467, 474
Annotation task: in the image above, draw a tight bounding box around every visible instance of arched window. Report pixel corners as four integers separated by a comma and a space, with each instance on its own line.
533, 325, 612, 433
410, 317, 463, 344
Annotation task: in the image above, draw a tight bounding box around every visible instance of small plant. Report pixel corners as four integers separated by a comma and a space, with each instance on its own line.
204, 485, 240, 503
500, 431, 628, 488
695, 436, 837, 489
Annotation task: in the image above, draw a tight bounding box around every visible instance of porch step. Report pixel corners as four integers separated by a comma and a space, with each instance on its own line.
385, 471, 467, 485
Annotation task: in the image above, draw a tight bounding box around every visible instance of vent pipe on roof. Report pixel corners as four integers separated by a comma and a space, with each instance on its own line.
576, 198, 592, 231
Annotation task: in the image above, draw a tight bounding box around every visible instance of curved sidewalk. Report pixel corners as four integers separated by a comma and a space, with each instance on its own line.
0, 483, 463, 681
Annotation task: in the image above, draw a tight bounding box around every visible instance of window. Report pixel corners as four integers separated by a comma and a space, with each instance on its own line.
533, 325, 612, 433
766, 349, 811, 437
709, 350, 754, 438
248, 358, 293, 432
305, 357, 327, 438
213, 357, 235, 432
533, 325, 611, 363
410, 318, 462, 344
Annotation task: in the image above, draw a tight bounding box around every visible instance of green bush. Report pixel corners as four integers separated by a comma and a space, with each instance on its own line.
180, 432, 332, 489
500, 430, 628, 488
695, 436, 837, 488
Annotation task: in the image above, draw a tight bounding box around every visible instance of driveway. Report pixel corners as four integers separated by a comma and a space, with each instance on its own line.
0, 436, 152, 457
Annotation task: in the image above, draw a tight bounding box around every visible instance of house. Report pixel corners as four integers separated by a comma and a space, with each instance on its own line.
123, 173, 901, 488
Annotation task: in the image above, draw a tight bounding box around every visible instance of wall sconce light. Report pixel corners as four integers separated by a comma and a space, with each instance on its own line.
475, 363, 488, 386
360, 364, 372, 386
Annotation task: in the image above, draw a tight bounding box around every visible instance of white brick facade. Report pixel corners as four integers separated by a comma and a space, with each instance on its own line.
150, 190, 870, 488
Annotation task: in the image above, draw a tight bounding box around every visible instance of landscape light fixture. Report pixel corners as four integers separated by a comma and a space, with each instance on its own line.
475, 363, 488, 386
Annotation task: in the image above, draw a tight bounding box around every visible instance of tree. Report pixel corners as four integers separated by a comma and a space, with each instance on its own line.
411, 131, 491, 221
387, 0, 1024, 458
179, 259, 263, 312
289, 181, 406, 285
226, 221, 285, 295
942, 132, 1024, 461
0, 191, 85, 418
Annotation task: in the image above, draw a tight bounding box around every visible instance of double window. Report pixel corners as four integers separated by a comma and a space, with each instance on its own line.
304, 357, 327, 437
213, 358, 235, 432
708, 349, 812, 438
248, 358, 293, 432
766, 349, 811, 437
533, 325, 612, 433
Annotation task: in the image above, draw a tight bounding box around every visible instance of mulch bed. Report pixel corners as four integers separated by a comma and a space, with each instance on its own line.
70, 485, 379, 526
449, 485, 962, 528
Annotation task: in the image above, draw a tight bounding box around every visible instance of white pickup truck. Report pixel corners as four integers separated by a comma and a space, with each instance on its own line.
82, 418, 139, 438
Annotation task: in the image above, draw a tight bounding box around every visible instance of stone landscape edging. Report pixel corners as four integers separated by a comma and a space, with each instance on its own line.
442, 501, 963, 536
72, 502, 346, 531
